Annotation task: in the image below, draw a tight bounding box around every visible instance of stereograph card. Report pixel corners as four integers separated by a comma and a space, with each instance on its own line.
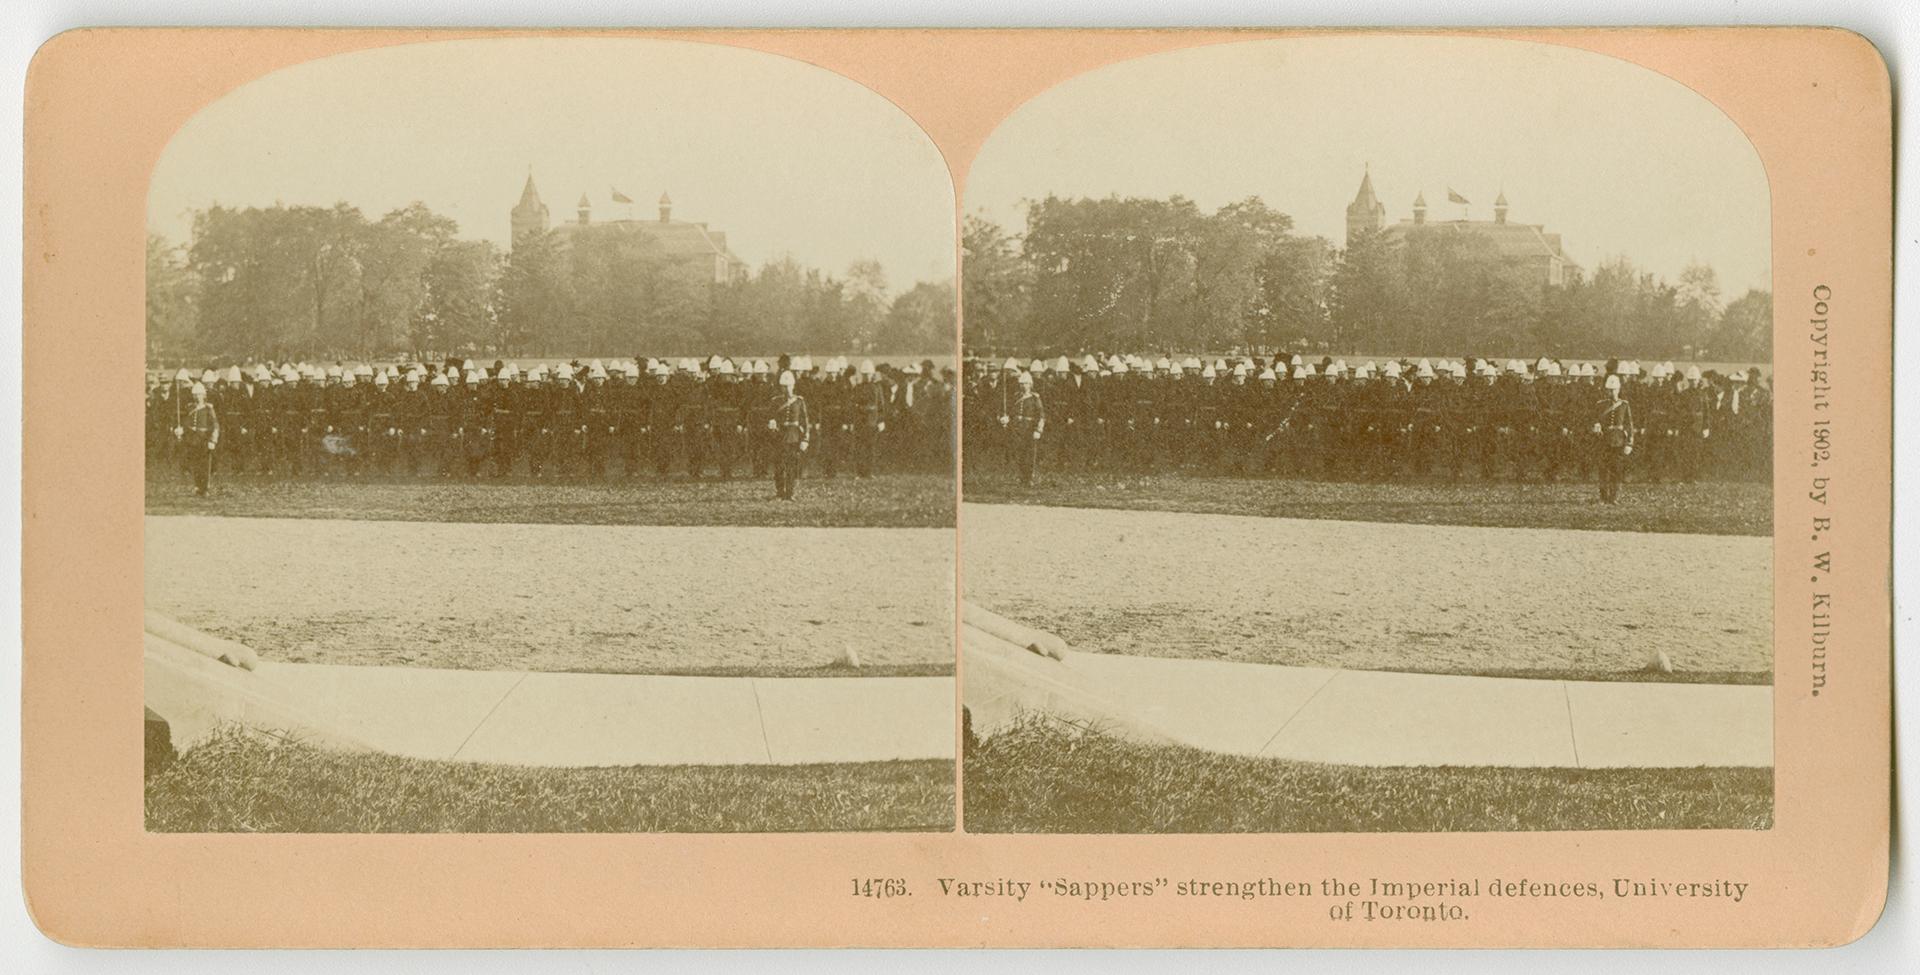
18, 26, 1891, 948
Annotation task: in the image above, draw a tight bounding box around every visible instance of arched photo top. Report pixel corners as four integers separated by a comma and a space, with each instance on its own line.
149, 36, 956, 291
965, 34, 1770, 303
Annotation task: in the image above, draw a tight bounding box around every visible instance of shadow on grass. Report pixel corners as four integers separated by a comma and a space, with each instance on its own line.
147, 471, 956, 529
148, 726, 955, 833
962, 472, 1771, 536
963, 715, 1772, 834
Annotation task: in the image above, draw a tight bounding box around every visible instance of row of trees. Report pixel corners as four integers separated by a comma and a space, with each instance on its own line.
146, 202, 955, 361
962, 195, 1772, 361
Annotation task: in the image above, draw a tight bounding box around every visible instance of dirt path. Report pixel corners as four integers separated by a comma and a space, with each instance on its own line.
148, 516, 953, 673
962, 503, 1771, 676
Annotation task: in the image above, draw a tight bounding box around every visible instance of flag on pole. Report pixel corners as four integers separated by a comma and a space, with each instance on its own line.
1446, 188, 1470, 205
610, 187, 634, 204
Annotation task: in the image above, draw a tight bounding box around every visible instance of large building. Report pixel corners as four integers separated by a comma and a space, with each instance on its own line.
510, 173, 748, 284
1344, 170, 1580, 286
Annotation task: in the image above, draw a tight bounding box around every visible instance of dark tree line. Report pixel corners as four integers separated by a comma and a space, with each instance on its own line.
963, 194, 1771, 362
148, 201, 955, 361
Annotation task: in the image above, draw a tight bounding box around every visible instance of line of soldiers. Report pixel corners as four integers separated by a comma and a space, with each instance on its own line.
147, 354, 956, 487
962, 353, 1773, 488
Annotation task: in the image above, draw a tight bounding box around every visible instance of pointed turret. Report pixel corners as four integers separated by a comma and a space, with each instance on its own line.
576, 193, 592, 226
1344, 166, 1387, 247
658, 191, 673, 224
1494, 189, 1510, 225
1412, 190, 1428, 225
509, 169, 550, 244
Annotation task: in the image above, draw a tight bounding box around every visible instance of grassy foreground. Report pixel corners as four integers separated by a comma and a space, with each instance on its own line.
963, 472, 1770, 536
148, 727, 954, 833
963, 719, 1772, 833
147, 471, 955, 528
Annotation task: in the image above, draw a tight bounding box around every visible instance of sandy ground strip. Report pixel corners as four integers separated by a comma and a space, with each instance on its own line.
148, 515, 953, 673
962, 503, 1770, 675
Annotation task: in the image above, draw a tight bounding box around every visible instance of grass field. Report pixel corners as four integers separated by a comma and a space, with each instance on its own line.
147, 727, 955, 833
963, 472, 1769, 536
963, 719, 1772, 833
148, 471, 955, 528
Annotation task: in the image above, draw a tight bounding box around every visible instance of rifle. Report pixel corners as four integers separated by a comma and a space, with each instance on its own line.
1262, 395, 1305, 443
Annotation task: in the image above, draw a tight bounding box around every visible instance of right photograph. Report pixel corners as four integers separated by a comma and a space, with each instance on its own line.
959, 35, 1775, 833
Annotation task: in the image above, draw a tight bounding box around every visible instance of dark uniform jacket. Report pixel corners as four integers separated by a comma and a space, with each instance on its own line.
774, 393, 810, 444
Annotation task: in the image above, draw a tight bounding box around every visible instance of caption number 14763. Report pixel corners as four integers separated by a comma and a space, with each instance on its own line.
850, 878, 911, 899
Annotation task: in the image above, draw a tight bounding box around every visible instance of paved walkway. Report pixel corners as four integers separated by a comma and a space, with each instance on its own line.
965, 612, 1771, 769
148, 630, 953, 767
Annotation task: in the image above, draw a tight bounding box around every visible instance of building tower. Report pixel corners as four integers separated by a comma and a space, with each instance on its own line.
658, 192, 673, 224
1344, 167, 1386, 246
510, 170, 550, 244
1493, 190, 1509, 225
1412, 191, 1428, 225
576, 193, 592, 226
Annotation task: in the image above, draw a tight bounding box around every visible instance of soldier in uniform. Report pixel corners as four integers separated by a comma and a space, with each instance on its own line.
613, 362, 646, 479
1441, 362, 1475, 483
810, 361, 845, 479
424, 372, 457, 477
460, 368, 496, 478
1008, 370, 1046, 486
1041, 357, 1079, 472
850, 360, 888, 478
520, 366, 553, 478
1722, 368, 1761, 480
1595, 373, 1635, 504
712, 360, 751, 479
678, 365, 713, 478
146, 370, 178, 469
1272, 363, 1310, 475
242, 366, 275, 476
648, 363, 679, 476
283, 367, 318, 478
1408, 361, 1443, 477
770, 370, 810, 500
1534, 362, 1574, 483
549, 364, 583, 478
320, 366, 350, 475
581, 361, 615, 479
1097, 363, 1133, 472
745, 360, 774, 477
1372, 362, 1412, 480
395, 369, 428, 476
1744, 371, 1774, 481
365, 368, 397, 476
181, 381, 220, 495
215, 366, 252, 477
490, 364, 522, 478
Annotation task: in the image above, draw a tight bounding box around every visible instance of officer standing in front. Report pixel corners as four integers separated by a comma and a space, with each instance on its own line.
182, 381, 220, 496
1005, 369, 1046, 486
770, 369, 810, 500
1595, 372, 1635, 504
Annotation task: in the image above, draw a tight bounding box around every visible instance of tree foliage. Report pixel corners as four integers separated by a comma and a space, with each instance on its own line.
155, 201, 949, 360
960, 212, 1030, 354
965, 194, 1771, 361
145, 234, 198, 358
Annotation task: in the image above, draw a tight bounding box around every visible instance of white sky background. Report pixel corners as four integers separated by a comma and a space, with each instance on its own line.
147, 37, 957, 289
965, 35, 1773, 296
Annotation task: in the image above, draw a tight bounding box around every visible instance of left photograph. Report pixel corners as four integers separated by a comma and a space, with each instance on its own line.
141, 37, 958, 832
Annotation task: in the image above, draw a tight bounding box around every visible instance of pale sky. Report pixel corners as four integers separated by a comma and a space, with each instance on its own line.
966, 35, 1772, 296
148, 37, 956, 289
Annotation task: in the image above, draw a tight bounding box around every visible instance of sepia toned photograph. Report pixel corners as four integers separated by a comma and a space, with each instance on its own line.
19, 24, 1895, 949
140, 37, 958, 832
960, 36, 1775, 833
